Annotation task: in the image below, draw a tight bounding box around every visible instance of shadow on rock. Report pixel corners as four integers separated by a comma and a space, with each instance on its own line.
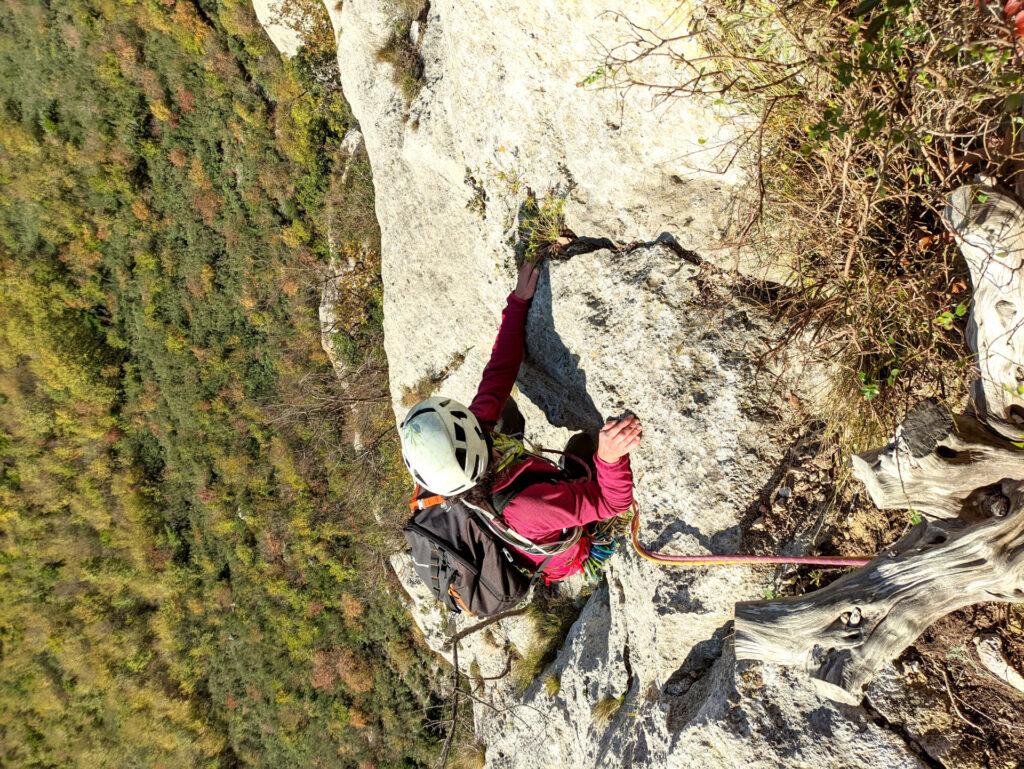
645, 515, 744, 557
663, 622, 735, 733
518, 262, 605, 433
652, 574, 709, 617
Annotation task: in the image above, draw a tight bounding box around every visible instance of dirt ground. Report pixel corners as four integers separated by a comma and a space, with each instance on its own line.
741, 425, 1024, 769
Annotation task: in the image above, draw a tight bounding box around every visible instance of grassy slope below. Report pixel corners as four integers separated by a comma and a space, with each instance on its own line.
0, 1, 437, 767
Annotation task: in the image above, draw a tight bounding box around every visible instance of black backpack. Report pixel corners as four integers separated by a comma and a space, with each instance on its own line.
403, 470, 580, 617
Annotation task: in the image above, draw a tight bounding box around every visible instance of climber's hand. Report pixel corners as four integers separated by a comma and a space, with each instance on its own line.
514, 260, 541, 301
597, 415, 642, 464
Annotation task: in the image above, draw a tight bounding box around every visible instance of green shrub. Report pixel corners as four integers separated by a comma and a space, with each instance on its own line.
602, 0, 1024, 454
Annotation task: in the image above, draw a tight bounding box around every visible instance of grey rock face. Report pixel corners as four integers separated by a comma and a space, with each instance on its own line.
467, 246, 920, 769
253, 0, 925, 765
325, 0, 780, 421
385, 241, 920, 768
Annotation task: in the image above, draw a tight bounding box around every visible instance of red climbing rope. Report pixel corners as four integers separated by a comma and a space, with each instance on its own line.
628, 503, 872, 569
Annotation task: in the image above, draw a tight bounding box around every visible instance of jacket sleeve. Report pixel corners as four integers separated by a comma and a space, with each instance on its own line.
469, 292, 529, 429
504, 456, 635, 539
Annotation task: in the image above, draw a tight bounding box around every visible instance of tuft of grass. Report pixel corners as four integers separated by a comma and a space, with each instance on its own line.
510, 645, 548, 695
518, 191, 567, 262
591, 694, 625, 728
603, 0, 1024, 456
375, 2, 428, 104
451, 742, 487, 769
509, 591, 580, 693
543, 673, 561, 697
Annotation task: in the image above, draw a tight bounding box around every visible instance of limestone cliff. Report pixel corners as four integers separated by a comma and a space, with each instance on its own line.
259, 1, 924, 766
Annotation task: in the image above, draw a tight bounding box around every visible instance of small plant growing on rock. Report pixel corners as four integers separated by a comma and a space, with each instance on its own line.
518, 191, 569, 262
452, 741, 487, 769
375, 1, 427, 104
591, 694, 625, 728
510, 644, 546, 694
376, 24, 422, 102
543, 673, 561, 697
464, 169, 487, 218
510, 592, 580, 693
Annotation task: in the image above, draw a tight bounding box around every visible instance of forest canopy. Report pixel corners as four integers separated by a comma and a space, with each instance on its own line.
0, 1, 437, 766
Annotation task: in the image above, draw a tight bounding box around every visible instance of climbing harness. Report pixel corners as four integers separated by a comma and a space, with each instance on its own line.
628, 503, 871, 569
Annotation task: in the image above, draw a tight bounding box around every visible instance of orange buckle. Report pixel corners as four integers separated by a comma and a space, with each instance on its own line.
409, 486, 446, 512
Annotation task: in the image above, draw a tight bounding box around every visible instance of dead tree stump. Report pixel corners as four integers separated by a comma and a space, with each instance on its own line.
734, 182, 1024, 703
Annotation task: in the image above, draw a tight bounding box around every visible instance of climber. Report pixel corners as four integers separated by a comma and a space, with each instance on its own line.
399, 260, 641, 583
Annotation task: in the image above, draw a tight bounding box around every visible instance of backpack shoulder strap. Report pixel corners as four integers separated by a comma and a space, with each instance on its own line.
465, 498, 581, 557
406, 473, 583, 560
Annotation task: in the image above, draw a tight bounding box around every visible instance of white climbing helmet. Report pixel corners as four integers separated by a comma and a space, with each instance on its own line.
399, 397, 490, 495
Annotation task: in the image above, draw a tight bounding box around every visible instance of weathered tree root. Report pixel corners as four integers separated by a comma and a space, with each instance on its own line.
735, 477, 1024, 704
945, 182, 1024, 442
851, 401, 1024, 521
734, 183, 1024, 703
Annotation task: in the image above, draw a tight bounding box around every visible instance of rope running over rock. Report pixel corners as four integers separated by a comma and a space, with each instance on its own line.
628, 503, 872, 569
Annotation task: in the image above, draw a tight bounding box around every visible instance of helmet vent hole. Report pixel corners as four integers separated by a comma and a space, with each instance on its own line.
450, 410, 468, 420
453, 423, 466, 442
455, 447, 467, 468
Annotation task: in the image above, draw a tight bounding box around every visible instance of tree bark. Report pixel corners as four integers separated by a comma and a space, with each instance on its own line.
944, 182, 1024, 442
850, 400, 1024, 520
734, 183, 1024, 703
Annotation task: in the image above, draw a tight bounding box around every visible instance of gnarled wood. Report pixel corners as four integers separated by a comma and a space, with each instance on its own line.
945, 182, 1024, 441
734, 187, 1024, 704
851, 399, 1024, 520
735, 480, 1024, 704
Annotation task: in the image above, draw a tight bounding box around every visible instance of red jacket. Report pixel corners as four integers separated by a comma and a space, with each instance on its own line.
468, 293, 634, 581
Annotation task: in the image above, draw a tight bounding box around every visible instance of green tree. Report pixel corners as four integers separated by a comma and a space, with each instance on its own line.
0, 1, 439, 766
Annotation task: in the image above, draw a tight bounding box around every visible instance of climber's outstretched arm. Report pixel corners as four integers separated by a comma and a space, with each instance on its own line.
468, 261, 540, 429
